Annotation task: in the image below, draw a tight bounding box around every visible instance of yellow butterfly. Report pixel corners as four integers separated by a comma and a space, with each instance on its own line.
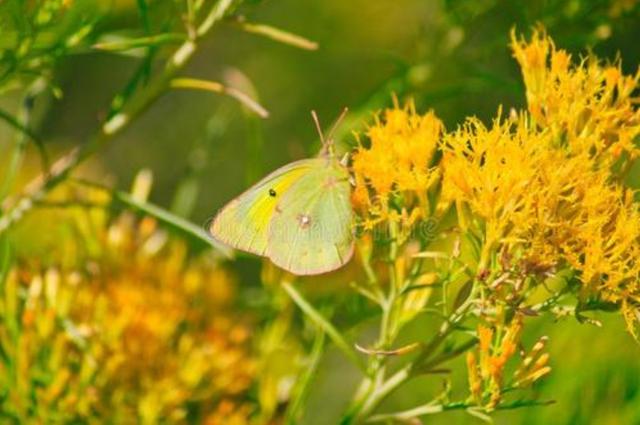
210, 110, 354, 275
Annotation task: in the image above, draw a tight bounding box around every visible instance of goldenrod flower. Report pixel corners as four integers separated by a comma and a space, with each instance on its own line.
467, 317, 545, 410
351, 99, 443, 227
0, 181, 257, 423
441, 37, 640, 333
511, 27, 640, 165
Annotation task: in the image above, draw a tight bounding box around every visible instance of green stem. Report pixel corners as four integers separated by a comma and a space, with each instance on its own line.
356, 365, 411, 420
0, 0, 235, 233
382, 216, 400, 346
0, 103, 30, 202
170, 77, 269, 118
367, 398, 555, 423
342, 217, 405, 423
284, 328, 326, 424
197, 0, 234, 36
348, 275, 482, 423
282, 281, 367, 374
230, 17, 319, 50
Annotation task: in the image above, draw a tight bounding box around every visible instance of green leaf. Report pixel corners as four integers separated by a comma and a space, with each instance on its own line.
452, 279, 473, 310
112, 189, 233, 257
93, 33, 187, 53
282, 281, 367, 374
136, 0, 151, 33
284, 328, 326, 424
231, 18, 318, 50
0, 235, 11, 287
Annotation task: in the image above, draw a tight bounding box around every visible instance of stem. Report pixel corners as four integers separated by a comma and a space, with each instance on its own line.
346, 132, 497, 423
231, 17, 319, 50
347, 275, 482, 423
197, 0, 234, 36
356, 365, 411, 419
0, 0, 235, 233
381, 215, 400, 347
0, 101, 31, 202
342, 216, 404, 423
170, 77, 269, 118
283, 281, 367, 374
367, 399, 555, 423
284, 328, 326, 424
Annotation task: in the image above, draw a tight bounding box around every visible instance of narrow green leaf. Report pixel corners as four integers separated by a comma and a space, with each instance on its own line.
0, 107, 42, 147
367, 399, 554, 423
452, 279, 473, 310
284, 328, 326, 424
170, 77, 269, 118
107, 45, 158, 118
282, 281, 367, 374
136, 0, 151, 33
231, 18, 319, 50
0, 236, 11, 286
93, 33, 187, 52
112, 190, 233, 257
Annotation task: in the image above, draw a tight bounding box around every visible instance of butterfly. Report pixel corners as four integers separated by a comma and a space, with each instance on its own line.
209, 110, 354, 275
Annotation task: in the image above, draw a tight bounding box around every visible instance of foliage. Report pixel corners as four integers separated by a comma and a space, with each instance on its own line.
0, 0, 639, 424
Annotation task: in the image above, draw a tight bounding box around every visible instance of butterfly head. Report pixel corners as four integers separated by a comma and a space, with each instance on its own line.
312, 107, 348, 159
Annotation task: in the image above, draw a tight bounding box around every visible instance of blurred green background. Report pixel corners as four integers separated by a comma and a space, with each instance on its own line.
2, 0, 640, 423
24, 0, 640, 223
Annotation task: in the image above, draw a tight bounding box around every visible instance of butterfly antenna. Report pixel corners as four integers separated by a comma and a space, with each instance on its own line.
311, 110, 326, 146
326, 107, 348, 145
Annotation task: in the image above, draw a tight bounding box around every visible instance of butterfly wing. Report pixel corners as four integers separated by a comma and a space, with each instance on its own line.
210, 159, 316, 255
266, 159, 354, 275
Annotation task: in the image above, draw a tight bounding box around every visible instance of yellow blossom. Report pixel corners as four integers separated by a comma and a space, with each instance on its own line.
0, 182, 257, 423
442, 28, 640, 337
351, 99, 443, 227
441, 106, 640, 327
468, 317, 542, 410
510, 27, 640, 165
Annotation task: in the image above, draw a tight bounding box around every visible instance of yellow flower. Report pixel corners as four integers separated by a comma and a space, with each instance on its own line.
443, 28, 640, 336
511, 27, 640, 165
351, 99, 443, 228
441, 115, 542, 254
0, 179, 257, 423
466, 352, 482, 404
467, 317, 545, 410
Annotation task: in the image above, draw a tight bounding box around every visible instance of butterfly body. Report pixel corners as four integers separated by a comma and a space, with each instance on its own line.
210, 153, 354, 275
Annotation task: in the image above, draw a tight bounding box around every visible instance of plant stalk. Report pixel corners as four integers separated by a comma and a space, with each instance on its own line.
0, 0, 235, 233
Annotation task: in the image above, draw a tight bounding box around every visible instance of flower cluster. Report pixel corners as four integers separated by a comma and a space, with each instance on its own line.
345, 27, 640, 419
0, 179, 256, 423
510, 27, 640, 165
442, 29, 640, 335
466, 318, 551, 409
441, 114, 640, 296
351, 100, 443, 232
